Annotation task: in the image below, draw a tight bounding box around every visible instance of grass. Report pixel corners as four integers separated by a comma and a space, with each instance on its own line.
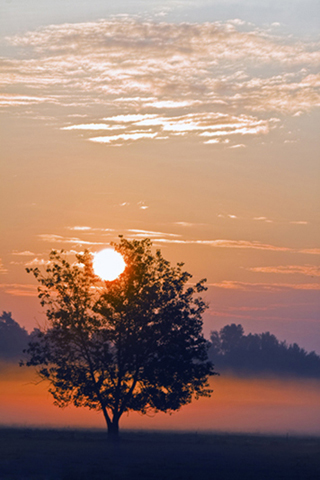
0, 427, 319, 479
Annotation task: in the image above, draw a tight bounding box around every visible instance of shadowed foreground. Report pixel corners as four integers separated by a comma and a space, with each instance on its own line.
0, 428, 319, 480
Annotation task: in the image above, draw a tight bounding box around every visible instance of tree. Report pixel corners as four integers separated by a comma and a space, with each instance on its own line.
24, 237, 215, 436
0, 311, 29, 361
208, 323, 320, 378
219, 324, 244, 354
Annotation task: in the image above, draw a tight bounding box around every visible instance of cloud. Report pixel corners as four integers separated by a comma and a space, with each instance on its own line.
0, 259, 7, 274
153, 238, 293, 252
290, 221, 309, 225
38, 234, 104, 245
12, 251, 36, 256
174, 222, 198, 227
137, 201, 149, 210
208, 281, 320, 291
62, 112, 272, 145
0, 94, 59, 107
62, 124, 126, 131
207, 301, 318, 323
89, 132, 158, 144
229, 19, 247, 26
300, 248, 320, 255
218, 215, 309, 225
1, 19, 319, 145
0, 284, 37, 297
25, 258, 51, 267
253, 216, 273, 223
7, 20, 320, 65
248, 265, 320, 277
66, 226, 114, 232
147, 237, 320, 256
38, 229, 320, 257
127, 229, 180, 238
67, 226, 92, 231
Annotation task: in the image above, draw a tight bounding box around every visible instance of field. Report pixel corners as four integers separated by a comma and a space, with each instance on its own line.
0, 428, 319, 480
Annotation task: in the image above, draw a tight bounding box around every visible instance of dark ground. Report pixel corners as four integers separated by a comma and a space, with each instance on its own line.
0, 427, 319, 480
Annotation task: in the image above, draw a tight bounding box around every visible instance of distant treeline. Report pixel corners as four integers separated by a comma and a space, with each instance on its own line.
0, 311, 30, 361
1, 312, 320, 378
208, 324, 320, 378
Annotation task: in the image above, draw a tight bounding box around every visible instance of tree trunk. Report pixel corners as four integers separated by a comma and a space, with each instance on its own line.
108, 418, 119, 437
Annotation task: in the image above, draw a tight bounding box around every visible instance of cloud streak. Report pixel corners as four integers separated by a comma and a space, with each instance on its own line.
38, 230, 320, 257
38, 234, 104, 245
208, 281, 320, 291
0, 284, 37, 297
75, 112, 272, 145
0, 259, 7, 274
152, 238, 320, 255
248, 265, 320, 277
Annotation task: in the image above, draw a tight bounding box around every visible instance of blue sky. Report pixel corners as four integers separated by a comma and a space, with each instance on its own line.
1, 0, 319, 36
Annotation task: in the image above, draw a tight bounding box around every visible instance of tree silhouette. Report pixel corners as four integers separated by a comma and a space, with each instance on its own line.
0, 311, 29, 361
24, 237, 215, 436
209, 323, 320, 378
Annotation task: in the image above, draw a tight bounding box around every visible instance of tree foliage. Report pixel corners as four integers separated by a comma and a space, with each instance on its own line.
24, 237, 215, 435
0, 311, 29, 361
209, 323, 320, 378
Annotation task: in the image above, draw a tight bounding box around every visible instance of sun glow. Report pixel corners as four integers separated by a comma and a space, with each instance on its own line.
93, 248, 126, 281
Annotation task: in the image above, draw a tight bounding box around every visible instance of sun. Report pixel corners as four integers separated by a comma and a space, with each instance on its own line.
93, 248, 126, 281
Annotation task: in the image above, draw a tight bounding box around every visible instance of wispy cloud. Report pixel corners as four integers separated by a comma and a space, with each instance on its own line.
38, 234, 104, 245
1, 19, 319, 145
38, 231, 320, 256
137, 202, 149, 210
62, 124, 125, 131
253, 217, 273, 223
152, 238, 293, 252
66, 226, 114, 232
62, 112, 272, 145
0, 94, 59, 107
218, 214, 308, 225
174, 222, 199, 227
207, 301, 318, 322
127, 229, 180, 238
208, 281, 320, 291
0, 283, 37, 297
89, 132, 158, 144
300, 248, 320, 255
290, 221, 309, 225
12, 251, 36, 256
0, 259, 7, 274
248, 265, 320, 277
25, 258, 51, 267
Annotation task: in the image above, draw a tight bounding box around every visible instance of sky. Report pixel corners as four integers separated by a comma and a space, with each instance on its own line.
0, 0, 319, 357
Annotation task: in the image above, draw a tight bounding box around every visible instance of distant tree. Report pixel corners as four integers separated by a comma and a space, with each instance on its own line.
220, 324, 244, 354
24, 238, 215, 436
209, 324, 320, 378
0, 311, 29, 361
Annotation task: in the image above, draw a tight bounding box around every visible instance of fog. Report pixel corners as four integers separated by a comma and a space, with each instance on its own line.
1, 363, 319, 436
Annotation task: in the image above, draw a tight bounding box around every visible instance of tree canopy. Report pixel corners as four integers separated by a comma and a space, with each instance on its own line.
0, 311, 29, 361
24, 237, 215, 435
